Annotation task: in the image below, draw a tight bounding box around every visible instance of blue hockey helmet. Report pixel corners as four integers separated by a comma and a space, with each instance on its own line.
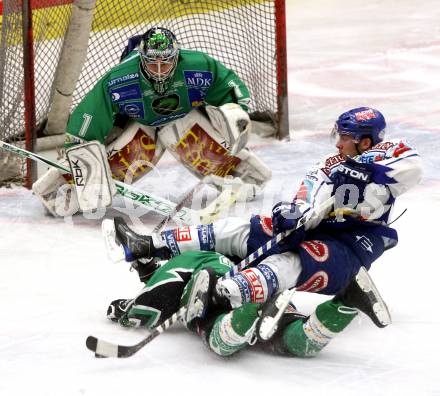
139, 27, 180, 92
332, 107, 386, 146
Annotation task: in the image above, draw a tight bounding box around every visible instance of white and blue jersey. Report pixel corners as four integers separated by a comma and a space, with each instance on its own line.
294, 139, 423, 248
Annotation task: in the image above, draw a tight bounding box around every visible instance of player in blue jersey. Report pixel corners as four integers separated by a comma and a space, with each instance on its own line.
107, 107, 423, 309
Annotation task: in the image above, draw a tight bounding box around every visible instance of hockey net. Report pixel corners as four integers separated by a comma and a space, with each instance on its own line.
0, 0, 288, 187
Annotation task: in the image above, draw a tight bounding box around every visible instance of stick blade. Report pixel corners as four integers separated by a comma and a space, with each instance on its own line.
86, 336, 119, 358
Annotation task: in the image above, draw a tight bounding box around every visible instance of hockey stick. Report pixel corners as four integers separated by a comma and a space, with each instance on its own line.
151, 176, 241, 232
85, 196, 335, 358
151, 181, 204, 233
0, 140, 223, 224
220, 195, 335, 280
86, 306, 186, 358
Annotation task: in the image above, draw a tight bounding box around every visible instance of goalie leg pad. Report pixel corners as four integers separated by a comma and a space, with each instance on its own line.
105, 121, 165, 183
233, 148, 272, 189
32, 166, 79, 217
66, 141, 116, 212
205, 103, 251, 155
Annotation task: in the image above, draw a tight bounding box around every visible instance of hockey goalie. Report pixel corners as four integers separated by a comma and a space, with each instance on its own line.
33, 27, 272, 216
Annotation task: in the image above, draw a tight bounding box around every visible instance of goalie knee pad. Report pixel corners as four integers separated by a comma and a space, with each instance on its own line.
232, 148, 272, 198
32, 166, 79, 217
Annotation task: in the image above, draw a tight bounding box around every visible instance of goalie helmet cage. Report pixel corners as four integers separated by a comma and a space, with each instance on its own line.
0, 0, 289, 188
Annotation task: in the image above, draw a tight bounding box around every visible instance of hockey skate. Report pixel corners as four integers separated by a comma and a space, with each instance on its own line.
334, 266, 391, 328
256, 288, 297, 341
102, 217, 170, 263
184, 268, 217, 331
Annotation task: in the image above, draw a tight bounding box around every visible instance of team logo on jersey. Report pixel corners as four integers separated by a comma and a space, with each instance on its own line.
300, 240, 329, 262
296, 271, 329, 293
295, 180, 313, 202
121, 102, 145, 118
110, 83, 142, 103
184, 71, 213, 89
151, 94, 181, 115
107, 73, 139, 87
175, 226, 192, 242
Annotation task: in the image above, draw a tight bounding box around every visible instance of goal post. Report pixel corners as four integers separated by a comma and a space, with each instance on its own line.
0, 0, 289, 186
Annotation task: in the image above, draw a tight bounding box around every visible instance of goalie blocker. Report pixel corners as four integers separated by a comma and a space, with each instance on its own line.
33, 103, 271, 216
65, 141, 116, 211
32, 141, 116, 216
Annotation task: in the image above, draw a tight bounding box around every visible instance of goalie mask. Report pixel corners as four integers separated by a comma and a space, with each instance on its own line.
139, 27, 180, 94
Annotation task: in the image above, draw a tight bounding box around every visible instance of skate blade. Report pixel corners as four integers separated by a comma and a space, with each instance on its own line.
185, 270, 211, 324
356, 267, 392, 327
258, 289, 296, 341
102, 219, 126, 263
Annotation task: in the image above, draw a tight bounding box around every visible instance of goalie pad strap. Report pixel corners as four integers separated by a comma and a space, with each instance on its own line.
66, 141, 116, 211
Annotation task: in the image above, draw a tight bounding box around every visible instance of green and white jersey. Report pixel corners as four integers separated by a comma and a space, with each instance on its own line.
121, 251, 233, 328
66, 49, 250, 147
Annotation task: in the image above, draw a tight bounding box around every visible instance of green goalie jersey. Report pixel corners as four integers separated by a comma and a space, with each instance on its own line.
65, 49, 251, 146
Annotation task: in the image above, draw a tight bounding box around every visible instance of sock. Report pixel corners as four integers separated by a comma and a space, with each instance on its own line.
208, 303, 260, 357
282, 300, 358, 357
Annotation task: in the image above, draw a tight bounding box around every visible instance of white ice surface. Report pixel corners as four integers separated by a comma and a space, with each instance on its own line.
1, 1, 440, 395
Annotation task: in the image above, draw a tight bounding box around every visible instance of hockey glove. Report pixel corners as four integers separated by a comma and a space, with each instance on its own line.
271, 201, 303, 234
271, 201, 306, 250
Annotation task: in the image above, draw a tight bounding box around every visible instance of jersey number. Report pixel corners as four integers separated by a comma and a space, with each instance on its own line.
79, 113, 93, 137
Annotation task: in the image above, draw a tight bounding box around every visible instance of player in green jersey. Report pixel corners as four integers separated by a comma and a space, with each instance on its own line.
106, 247, 390, 359
106, 250, 234, 329
33, 27, 271, 217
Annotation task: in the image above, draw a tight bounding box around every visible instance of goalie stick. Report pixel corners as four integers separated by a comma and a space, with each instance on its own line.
85, 195, 335, 358
0, 140, 238, 225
